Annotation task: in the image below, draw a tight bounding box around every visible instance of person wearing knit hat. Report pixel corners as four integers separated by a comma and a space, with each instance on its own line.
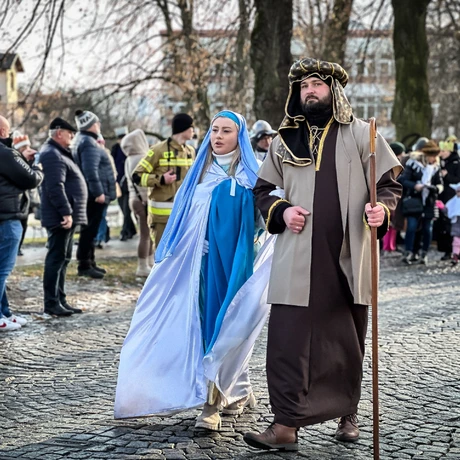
399, 139, 443, 265
244, 57, 402, 451
74, 109, 100, 132
132, 113, 195, 250
171, 113, 193, 134
71, 109, 116, 279
111, 125, 137, 243
12, 131, 38, 258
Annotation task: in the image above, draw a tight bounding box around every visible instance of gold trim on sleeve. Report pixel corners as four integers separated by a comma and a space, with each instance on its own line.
363, 202, 391, 231
377, 201, 391, 231
266, 199, 291, 229
363, 212, 370, 230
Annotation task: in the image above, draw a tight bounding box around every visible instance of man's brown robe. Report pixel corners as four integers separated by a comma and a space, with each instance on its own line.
254, 118, 402, 427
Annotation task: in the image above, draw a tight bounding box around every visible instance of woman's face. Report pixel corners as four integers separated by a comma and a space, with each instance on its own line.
439, 150, 451, 160
211, 117, 238, 155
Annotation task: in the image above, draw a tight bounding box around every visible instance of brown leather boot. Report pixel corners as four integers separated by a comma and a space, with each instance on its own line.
243, 423, 298, 451
335, 413, 359, 442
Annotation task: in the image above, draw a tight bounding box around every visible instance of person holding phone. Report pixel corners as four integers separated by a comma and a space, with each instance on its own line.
0, 115, 43, 330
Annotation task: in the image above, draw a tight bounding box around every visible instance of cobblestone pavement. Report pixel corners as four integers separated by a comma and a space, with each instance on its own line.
1, 252, 460, 459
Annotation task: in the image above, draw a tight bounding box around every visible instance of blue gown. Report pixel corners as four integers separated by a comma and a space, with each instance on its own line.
114, 162, 273, 418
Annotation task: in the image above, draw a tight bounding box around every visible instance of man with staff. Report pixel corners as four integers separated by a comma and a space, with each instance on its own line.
244, 57, 403, 452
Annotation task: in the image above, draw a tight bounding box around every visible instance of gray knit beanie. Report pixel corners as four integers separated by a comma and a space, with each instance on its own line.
75, 109, 99, 131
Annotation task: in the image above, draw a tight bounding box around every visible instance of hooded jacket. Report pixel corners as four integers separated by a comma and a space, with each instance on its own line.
121, 129, 149, 203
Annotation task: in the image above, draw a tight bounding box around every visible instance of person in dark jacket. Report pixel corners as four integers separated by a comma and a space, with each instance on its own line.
112, 126, 136, 241
399, 140, 443, 265
72, 110, 116, 278
0, 115, 43, 331
40, 117, 88, 316
435, 140, 460, 260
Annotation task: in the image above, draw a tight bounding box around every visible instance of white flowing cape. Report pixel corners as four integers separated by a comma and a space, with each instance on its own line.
114, 163, 273, 419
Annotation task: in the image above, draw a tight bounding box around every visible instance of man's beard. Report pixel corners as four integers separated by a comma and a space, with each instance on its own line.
301, 94, 333, 118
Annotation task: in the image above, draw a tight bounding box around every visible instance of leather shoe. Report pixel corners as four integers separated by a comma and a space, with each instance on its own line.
78, 268, 104, 279
335, 413, 359, 442
44, 305, 74, 316
61, 303, 82, 314
244, 423, 298, 451
92, 265, 107, 274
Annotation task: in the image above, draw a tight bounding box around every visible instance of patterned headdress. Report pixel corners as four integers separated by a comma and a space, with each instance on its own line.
277, 57, 353, 166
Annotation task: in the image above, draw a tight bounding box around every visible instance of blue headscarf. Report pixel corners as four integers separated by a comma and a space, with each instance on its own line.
155, 110, 259, 262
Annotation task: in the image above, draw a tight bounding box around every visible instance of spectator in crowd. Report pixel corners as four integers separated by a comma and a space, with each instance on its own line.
94, 134, 120, 249
39, 117, 88, 316
132, 113, 195, 251
121, 129, 153, 276
436, 138, 460, 260
72, 110, 116, 279
400, 140, 443, 265
0, 115, 43, 331
250, 120, 276, 162
382, 141, 407, 254
445, 183, 460, 265
112, 126, 136, 241
12, 132, 34, 256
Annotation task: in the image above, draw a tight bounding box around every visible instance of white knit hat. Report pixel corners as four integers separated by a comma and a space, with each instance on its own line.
12, 131, 31, 150
75, 109, 99, 131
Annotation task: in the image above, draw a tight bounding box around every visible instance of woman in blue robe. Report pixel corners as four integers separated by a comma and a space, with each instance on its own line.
115, 111, 273, 431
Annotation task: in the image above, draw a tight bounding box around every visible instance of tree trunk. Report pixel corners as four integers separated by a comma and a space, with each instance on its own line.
391, 0, 432, 142
322, 0, 353, 64
233, 0, 251, 99
251, 0, 293, 128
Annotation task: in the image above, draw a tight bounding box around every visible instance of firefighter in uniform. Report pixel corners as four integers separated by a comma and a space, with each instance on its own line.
132, 113, 195, 248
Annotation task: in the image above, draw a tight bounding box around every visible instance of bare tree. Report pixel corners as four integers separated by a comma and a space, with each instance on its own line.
427, 0, 460, 136
2, 0, 255, 132
322, 0, 354, 63
391, 0, 433, 142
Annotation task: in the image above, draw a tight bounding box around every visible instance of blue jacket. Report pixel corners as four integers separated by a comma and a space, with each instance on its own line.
72, 131, 116, 204
39, 138, 88, 228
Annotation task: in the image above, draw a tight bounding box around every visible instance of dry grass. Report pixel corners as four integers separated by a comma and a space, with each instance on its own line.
14, 256, 145, 287
22, 227, 123, 247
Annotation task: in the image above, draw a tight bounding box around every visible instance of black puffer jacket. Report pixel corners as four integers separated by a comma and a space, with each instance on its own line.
0, 138, 43, 222
439, 151, 460, 203
39, 138, 88, 228
399, 155, 443, 219
72, 131, 116, 204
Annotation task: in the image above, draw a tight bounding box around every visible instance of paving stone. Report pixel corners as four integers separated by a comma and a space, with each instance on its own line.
1, 255, 460, 459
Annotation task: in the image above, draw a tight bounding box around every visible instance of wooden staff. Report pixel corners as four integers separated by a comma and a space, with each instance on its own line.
369, 117, 379, 460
